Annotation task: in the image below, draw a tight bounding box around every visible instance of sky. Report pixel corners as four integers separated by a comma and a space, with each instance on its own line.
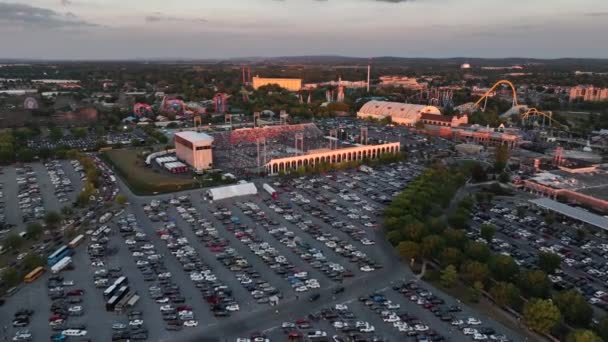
0, 0, 607, 60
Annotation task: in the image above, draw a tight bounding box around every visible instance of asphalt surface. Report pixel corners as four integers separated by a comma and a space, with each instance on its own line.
1, 160, 523, 342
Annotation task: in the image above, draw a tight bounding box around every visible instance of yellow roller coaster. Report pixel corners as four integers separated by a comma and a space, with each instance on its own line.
520, 108, 567, 128
474, 80, 518, 111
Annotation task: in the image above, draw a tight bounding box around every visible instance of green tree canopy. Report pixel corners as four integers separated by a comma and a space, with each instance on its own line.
0, 267, 20, 287
480, 224, 496, 242
566, 329, 602, 342
3, 234, 24, 251
490, 282, 521, 308
44, 211, 62, 228
538, 252, 561, 274
554, 290, 593, 328
440, 265, 458, 288
488, 254, 520, 282
519, 270, 551, 299
461, 260, 490, 286
465, 241, 491, 262
523, 298, 561, 335
26, 222, 44, 239
22, 253, 44, 271
420, 235, 446, 260
396, 241, 420, 262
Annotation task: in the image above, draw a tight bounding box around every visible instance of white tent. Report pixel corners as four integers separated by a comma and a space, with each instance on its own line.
206, 183, 258, 201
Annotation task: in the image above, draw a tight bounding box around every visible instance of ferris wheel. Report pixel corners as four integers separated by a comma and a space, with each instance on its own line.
23, 97, 39, 110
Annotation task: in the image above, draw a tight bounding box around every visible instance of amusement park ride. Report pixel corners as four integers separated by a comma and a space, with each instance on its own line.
470, 80, 565, 129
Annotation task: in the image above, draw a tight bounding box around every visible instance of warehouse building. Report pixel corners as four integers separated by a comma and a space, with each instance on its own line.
357, 100, 442, 126
174, 131, 214, 171
252, 77, 302, 92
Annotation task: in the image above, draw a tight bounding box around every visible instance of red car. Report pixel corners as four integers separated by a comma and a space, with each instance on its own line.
176, 305, 192, 312
67, 289, 85, 296
210, 247, 224, 253
48, 315, 63, 322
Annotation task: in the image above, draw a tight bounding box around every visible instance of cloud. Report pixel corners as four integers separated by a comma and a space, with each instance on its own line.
584, 12, 608, 17
374, 0, 416, 2
0, 2, 97, 28
145, 13, 207, 23
61, 0, 72, 6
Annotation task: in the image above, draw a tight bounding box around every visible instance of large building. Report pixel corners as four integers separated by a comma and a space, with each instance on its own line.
252, 77, 302, 92
174, 131, 214, 171
378, 76, 425, 89
569, 85, 608, 102
357, 101, 442, 126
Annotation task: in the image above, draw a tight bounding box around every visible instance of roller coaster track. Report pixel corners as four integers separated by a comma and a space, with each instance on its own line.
520, 108, 568, 129
474, 80, 518, 111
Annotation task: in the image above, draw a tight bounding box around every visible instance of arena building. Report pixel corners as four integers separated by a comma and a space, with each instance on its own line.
174, 131, 214, 171
252, 77, 302, 92
357, 101, 442, 126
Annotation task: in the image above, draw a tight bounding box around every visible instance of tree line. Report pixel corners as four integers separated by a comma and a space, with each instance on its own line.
384, 164, 607, 341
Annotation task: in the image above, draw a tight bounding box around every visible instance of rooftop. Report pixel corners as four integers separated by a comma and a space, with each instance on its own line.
529, 197, 608, 230
175, 131, 214, 143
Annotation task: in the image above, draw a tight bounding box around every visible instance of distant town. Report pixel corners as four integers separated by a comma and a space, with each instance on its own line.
0, 57, 607, 342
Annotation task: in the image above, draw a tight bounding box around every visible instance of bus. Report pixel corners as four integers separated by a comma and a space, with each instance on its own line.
68, 235, 85, 249
47, 245, 72, 267
103, 276, 128, 299
24, 266, 45, 283
106, 285, 129, 311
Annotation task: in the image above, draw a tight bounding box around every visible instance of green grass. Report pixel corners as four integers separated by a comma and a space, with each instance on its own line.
102, 149, 234, 195
102, 149, 198, 195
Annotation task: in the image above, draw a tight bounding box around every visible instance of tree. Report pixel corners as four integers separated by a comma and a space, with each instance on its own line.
22, 253, 44, 270
3, 233, 24, 251
566, 330, 602, 342
440, 247, 463, 267
523, 299, 561, 335
115, 194, 128, 206
448, 208, 470, 229
480, 224, 496, 242
488, 254, 519, 282
61, 206, 74, 216
519, 270, 551, 299
596, 316, 608, 341
490, 282, 521, 308
555, 290, 593, 328
461, 261, 490, 285
396, 241, 420, 262
470, 163, 487, 183
420, 235, 445, 260
49, 127, 63, 141
465, 241, 491, 262
44, 211, 62, 228
538, 252, 561, 274
0, 267, 20, 287
440, 265, 458, 288
26, 222, 43, 239
443, 228, 466, 249
494, 144, 510, 171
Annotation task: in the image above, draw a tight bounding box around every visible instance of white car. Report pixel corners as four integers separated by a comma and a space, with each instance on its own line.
159, 305, 174, 312
383, 315, 400, 323
91, 261, 104, 267
62, 280, 74, 286
360, 324, 375, 333
183, 320, 198, 327
295, 286, 308, 292
333, 321, 348, 329
361, 239, 375, 245
474, 333, 488, 340
62, 329, 87, 337
467, 317, 482, 325
226, 304, 240, 312
156, 297, 169, 304
463, 328, 478, 335
360, 265, 375, 272
129, 320, 143, 327
335, 304, 348, 311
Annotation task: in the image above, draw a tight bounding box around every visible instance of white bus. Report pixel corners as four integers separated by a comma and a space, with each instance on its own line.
51, 256, 72, 274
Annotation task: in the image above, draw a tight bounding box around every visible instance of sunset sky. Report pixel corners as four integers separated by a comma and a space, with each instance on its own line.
1, 0, 607, 59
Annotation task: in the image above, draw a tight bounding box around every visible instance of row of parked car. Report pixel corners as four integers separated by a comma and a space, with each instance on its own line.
148, 197, 238, 318
16, 165, 45, 222
174, 199, 282, 307
120, 213, 189, 333
263, 194, 380, 274
239, 200, 349, 286
47, 274, 90, 342
44, 160, 74, 204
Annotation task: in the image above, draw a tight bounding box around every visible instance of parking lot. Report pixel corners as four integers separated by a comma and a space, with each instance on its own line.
467, 194, 608, 316
1, 159, 523, 342
0, 160, 83, 235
